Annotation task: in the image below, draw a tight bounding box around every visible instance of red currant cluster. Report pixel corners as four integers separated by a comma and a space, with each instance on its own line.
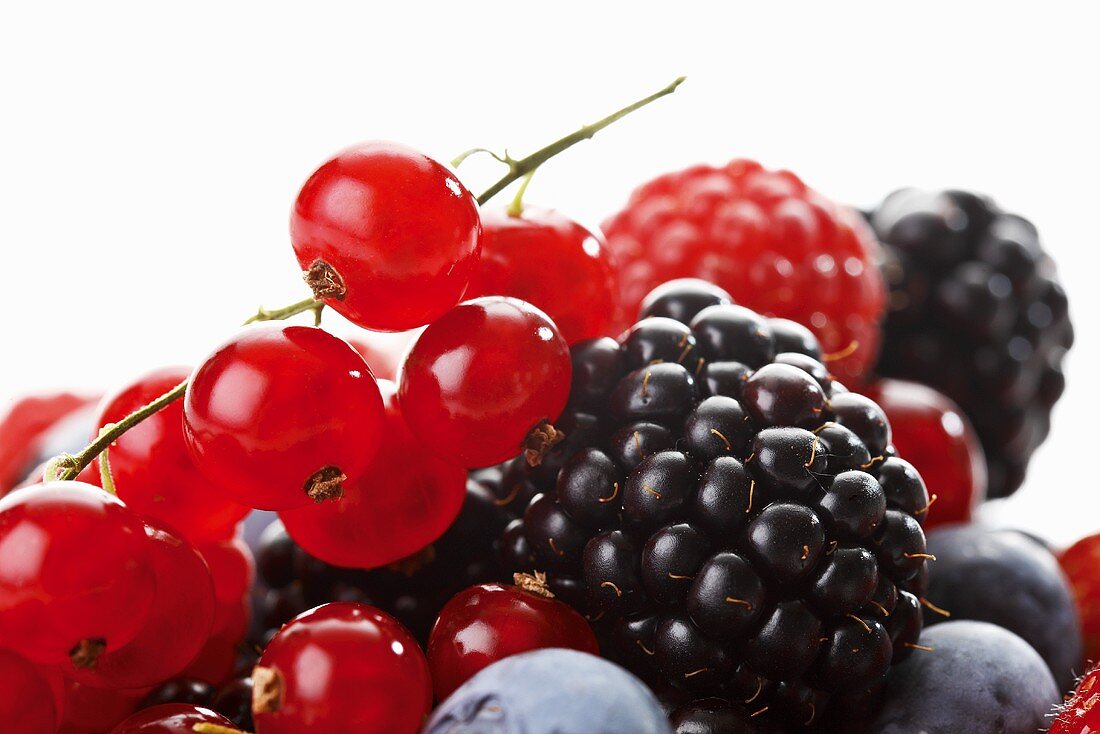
0, 80, 682, 734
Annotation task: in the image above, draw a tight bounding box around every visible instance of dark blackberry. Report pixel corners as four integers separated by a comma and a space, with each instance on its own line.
212, 677, 254, 731
500, 281, 932, 729
868, 189, 1073, 497
139, 678, 216, 709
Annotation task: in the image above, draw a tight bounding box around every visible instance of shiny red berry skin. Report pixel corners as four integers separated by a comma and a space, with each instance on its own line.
0, 482, 155, 665
280, 380, 466, 569
71, 523, 215, 689
252, 602, 430, 734
0, 648, 59, 733
183, 325, 385, 510
1061, 534, 1100, 665
180, 536, 255, 686
0, 392, 97, 494
864, 379, 987, 529
469, 206, 621, 344
291, 141, 482, 332
59, 679, 148, 734
1049, 663, 1100, 734
91, 368, 248, 543
399, 297, 572, 468
603, 159, 885, 381
427, 576, 600, 700
110, 704, 238, 734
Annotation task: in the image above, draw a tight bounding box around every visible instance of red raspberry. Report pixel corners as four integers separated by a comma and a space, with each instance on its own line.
1050, 663, 1100, 734
603, 160, 885, 381
1060, 534, 1100, 665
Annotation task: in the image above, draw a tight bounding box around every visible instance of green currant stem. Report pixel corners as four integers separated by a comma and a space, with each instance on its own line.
97, 425, 118, 495
475, 76, 686, 206
506, 170, 536, 217
54, 380, 188, 482
243, 296, 324, 325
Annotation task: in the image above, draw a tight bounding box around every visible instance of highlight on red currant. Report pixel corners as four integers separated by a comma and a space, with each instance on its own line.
2, 65, 1078, 734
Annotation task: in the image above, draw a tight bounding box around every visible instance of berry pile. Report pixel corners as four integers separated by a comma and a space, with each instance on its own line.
0, 77, 1088, 734
868, 189, 1073, 498
500, 280, 933, 729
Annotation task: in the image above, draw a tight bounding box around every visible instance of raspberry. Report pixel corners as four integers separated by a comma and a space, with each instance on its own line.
868, 189, 1073, 498
602, 160, 886, 382
498, 280, 931, 728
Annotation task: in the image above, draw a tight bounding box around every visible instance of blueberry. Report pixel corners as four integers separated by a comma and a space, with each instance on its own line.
425, 649, 673, 734
924, 525, 1082, 690
867, 621, 1059, 734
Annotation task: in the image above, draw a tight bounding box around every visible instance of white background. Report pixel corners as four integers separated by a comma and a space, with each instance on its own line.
1, 3, 1096, 544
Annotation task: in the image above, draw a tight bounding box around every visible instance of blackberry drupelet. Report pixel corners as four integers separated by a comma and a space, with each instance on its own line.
868, 189, 1073, 498
253, 475, 515, 646
501, 280, 932, 729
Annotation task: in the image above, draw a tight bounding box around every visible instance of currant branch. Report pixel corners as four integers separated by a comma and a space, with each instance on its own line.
51, 380, 188, 482
474, 76, 686, 206
44, 77, 685, 485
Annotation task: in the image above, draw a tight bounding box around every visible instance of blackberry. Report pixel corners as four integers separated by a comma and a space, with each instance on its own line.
500, 281, 931, 729
868, 189, 1073, 498
252, 476, 515, 646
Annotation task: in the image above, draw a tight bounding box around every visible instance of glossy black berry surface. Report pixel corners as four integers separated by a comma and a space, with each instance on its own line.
498, 280, 932, 729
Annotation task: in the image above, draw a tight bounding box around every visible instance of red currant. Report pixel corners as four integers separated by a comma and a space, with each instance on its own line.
291, 141, 482, 332
1049, 663, 1100, 734
399, 297, 572, 468
70, 523, 215, 689
0, 392, 97, 494
0, 648, 59, 733
59, 679, 148, 734
864, 379, 987, 529
0, 482, 155, 666
469, 206, 620, 344
179, 536, 255, 686
183, 325, 385, 510
252, 602, 430, 734
110, 704, 238, 734
92, 367, 248, 543
427, 572, 599, 700
1061, 534, 1100, 665
280, 380, 466, 569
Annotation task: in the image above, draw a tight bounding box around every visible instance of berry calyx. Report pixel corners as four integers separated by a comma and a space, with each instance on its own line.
90, 367, 248, 543
427, 571, 600, 700
0, 481, 156, 666
183, 325, 385, 510
469, 206, 621, 344
279, 380, 467, 569
251, 602, 430, 734
291, 142, 482, 332
69, 522, 216, 688
398, 297, 571, 468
